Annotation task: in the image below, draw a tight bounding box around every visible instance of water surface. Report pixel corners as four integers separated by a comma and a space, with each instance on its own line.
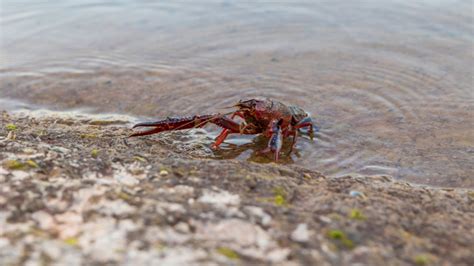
1, 0, 473, 187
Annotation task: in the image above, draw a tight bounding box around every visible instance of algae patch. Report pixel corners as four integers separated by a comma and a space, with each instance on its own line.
414, 254, 431, 266
80, 133, 98, 139
273, 187, 288, 206
64, 237, 79, 247
349, 209, 366, 220
26, 160, 39, 168
91, 149, 99, 158
216, 247, 239, 260
4, 159, 26, 170
327, 229, 355, 249
5, 123, 17, 131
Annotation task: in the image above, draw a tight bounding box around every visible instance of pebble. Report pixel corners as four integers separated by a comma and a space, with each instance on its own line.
41, 241, 62, 260
0, 196, 6, 205
291, 223, 311, 243
128, 162, 145, 176
22, 148, 36, 155
156, 202, 186, 214
55, 212, 83, 224
31, 211, 55, 230
11, 171, 30, 181
96, 200, 136, 216
51, 146, 70, 154
197, 219, 273, 250
244, 206, 272, 226
267, 248, 291, 263
156, 185, 195, 200
174, 222, 191, 234
349, 190, 367, 199
6, 131, 16, 140
318, 216, 332, 224
198, 189, 241, 207
79, 218, 127, 262
114, 171, 139, 186
0, 237, 10, 248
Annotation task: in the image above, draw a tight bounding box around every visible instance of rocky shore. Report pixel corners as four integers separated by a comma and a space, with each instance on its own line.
0, 110, 473, 265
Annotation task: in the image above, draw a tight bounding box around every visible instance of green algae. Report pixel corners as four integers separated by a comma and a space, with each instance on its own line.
133, 156, 147, 162
4, 159, 41, 170
349, 209, 366, 220
80, 133, 97, 139
64, 237, 79, 246
91, 149, 99, 158
216, 247, 239, 260
25, 160, 39, 168
4, 160, 26, 170
414, 254, 430, 265
273, 187, 288, 206
328, 229, 355, 249
5, 123, 17, 131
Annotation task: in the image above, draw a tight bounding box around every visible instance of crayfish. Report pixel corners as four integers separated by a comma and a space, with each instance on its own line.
130, 98, 315, 161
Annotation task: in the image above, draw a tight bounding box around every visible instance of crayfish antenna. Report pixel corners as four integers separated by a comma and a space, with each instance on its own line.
129, 127, 165, 137
129, 115, 216, 137
132, 121, 164, 129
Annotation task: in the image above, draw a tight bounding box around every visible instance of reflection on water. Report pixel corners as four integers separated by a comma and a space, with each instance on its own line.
0, 0, 473, 187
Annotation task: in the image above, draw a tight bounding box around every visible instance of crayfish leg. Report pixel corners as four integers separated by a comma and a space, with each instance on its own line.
294, 116, 315, 140
260, 119, 283, 162
211, 111, 246, 149
211, 129, 230, 149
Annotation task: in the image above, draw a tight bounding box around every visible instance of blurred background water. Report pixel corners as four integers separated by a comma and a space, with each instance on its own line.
0, 0, 472, 187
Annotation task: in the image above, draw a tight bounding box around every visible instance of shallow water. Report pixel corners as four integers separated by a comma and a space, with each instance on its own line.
1, 0, 473, 187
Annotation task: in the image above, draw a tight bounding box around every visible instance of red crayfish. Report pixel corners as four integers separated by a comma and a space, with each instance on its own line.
130, 98, 315, 161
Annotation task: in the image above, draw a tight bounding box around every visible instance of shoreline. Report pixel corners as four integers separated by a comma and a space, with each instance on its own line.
1, 110, 473, 265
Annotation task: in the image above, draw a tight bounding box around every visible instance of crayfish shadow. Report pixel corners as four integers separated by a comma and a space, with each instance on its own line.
211, 135, 301, 164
